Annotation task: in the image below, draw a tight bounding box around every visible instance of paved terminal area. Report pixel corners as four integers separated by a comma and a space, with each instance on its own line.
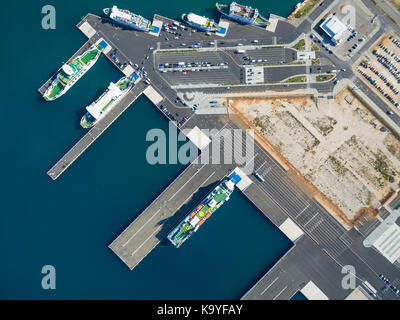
47, 83, 145, 180
242, 236, 349, 300
41, 0, 400, 298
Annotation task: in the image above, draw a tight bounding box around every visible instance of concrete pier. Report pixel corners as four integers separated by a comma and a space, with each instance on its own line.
109, 156, 231, 270
47, 83, 145, 180
108, 124, 237, 269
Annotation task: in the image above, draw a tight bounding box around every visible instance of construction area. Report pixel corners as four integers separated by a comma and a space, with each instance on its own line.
227, 87, 400, 228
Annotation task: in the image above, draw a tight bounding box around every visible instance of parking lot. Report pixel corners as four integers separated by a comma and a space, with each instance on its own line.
155, 50, 241, 85
234, 47, 298, 66
356, 33, 400, 111
312, 0, 378, 60
245, 66, 264, 84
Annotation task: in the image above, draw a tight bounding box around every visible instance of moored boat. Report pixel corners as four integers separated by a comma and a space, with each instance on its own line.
167, 178, 236, 248
43, 44, 102, 101
103, 5, 152, 32
80, 75, 140, 128
216, 2, 270, 27
181, 12, 221, 32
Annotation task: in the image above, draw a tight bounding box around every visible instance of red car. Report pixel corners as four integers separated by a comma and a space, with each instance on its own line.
142, 60, 146, 64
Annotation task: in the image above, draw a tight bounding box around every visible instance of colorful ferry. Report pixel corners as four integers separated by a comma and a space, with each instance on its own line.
167, 178, 236, 248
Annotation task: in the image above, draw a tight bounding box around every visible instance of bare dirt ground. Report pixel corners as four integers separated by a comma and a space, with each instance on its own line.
389, 0, 400, 10
228, 88, 400, 228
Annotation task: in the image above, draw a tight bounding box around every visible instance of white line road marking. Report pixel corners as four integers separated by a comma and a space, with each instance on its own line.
273, 285, 288, 300
122, 209, 160, 247
295, 203, 311, 218
131, 225, 162, 256
178, 171, 216, 212
256, 161, 266, 171
260, 277, 279, 295
304, 212, 318, 227
263, 167, 272, 175
170, 164, 206, 200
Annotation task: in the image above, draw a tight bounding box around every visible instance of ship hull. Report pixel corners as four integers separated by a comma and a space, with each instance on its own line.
216, 2, 270, 27
108, 17, 149, 32
103, 8, 150, 32
43, 46, 101, 101
181, 13, 220, 32
80, 113, 95, 129
80, 76, 137, 129
167, 178, 235, 247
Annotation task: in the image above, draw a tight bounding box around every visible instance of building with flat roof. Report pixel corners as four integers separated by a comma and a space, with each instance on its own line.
373, 223, 400, 264
320, 15, 348, 45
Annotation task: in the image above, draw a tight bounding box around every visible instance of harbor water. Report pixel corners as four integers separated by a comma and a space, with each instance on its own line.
0, 0, 299, 299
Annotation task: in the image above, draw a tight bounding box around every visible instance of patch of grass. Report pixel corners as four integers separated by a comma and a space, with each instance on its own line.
329, 156, 347, 176
284, 76, 307, 83
312, 58, 320, 65
387, 144, 397, 156
253, 116, 270, 134
292, 39, 306, 51
316, 74, 334, 82
294, 0, 321, 18
375, 154, 396, 183
311, 43, 319, 51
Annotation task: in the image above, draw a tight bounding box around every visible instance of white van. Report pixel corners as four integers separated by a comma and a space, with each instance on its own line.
253, 172, 265, 182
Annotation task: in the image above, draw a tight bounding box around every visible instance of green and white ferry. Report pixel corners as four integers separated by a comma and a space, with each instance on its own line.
80, 75, 139, 128
42, 44, 103, 101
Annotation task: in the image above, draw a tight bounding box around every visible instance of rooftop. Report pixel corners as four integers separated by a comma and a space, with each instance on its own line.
320, 15, 348, 43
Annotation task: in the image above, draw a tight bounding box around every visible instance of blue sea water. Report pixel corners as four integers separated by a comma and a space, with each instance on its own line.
0, 0, 299, 299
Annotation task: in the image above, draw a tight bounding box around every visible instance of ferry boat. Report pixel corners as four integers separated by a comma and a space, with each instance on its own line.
181, 12, 221, 32
103, 5, 152, 32
216, 2, 270, 27
80, 75, 140, 128
42, 44, 102, 101
167, 178, 236, 248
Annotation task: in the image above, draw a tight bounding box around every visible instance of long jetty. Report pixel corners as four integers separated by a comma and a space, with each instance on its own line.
109, 151, 231, 270
43, 13, 145, 180
47, 84, 145, 180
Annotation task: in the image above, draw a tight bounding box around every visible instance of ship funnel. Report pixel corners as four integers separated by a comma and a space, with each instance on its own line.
62, 64, 74, 76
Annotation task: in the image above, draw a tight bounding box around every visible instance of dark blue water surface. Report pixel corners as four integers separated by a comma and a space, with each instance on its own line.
0, 0, 298, 299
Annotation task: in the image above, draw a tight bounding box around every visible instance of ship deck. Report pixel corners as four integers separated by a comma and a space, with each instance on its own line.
37, 39, 97, 96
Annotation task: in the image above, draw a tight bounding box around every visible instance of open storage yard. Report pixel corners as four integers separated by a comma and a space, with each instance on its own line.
229, 88, 400, 227
356, 33, 400, 111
